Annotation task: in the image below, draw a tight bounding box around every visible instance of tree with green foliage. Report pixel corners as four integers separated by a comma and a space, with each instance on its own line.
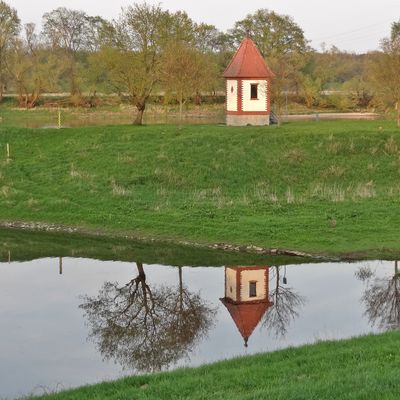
298, 73, 322, 108
161, 42, 217, 121
42, 7, 94, 98
229, 9, 308, 57
95, 3, 168, 124
0, 0, 20, 101
391, 20, 400, 42
161, 12, 221, 106
369, 27, 400, 126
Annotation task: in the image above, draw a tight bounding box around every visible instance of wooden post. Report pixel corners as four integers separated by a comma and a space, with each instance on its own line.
58, 107, 61, 129
59, 256, 63, 275
8, 250, 11, 263
6, 143, 10, 159
396, 101, 400, 128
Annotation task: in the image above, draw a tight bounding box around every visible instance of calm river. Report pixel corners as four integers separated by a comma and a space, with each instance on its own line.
0, 256, 396, 399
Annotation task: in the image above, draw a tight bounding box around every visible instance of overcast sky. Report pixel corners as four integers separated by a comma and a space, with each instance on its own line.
6, 0, 400, 53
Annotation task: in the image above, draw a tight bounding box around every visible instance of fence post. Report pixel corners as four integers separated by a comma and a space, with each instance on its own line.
58, 107, 62, 129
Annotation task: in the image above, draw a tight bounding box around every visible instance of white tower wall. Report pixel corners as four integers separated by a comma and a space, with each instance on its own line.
226, 80, 238, 112
242, 80, 268, 112
240, 270, 267, 301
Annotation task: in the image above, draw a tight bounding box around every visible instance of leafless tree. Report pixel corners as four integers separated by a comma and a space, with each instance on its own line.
262, 266, 306, 337
80, 263, 215, 372
356, 262, 400, 330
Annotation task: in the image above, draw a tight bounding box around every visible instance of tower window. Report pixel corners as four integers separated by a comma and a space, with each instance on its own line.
250, 84, 258, 100
249, 281, 257, 297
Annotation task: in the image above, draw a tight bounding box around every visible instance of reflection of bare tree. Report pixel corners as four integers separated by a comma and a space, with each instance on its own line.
167, 267, 213, 350
356, 262, 400, 330
262, 266, 306, 337
80, 263, 215, 372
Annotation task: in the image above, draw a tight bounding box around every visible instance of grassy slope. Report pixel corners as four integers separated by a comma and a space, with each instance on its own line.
31, 331, 400, 400
1, 120, 400, 255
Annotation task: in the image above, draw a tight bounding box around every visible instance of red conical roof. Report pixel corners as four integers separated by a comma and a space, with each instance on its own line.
220, 298, 273, 346
223, 37, 275, 79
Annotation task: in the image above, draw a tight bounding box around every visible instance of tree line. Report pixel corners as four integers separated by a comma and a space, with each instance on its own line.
0, 1, 399, 124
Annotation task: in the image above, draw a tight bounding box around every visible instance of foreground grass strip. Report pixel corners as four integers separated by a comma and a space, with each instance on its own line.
31, 331, 400, 400
1, 120, 400, 255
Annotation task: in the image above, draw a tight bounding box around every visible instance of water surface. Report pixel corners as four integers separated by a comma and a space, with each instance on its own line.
0, 257, 397, 399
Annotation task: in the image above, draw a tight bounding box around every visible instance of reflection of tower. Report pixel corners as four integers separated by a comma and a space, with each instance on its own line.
220, 266, 273, 347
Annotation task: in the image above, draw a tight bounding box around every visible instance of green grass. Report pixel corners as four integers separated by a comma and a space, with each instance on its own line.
0, 99, 224, 128
29, 331, 400, 400
1, 120, 400, 256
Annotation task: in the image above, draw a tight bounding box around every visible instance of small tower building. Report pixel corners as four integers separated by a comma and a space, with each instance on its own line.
224, 38, 274, 126
220, 266, 273, 347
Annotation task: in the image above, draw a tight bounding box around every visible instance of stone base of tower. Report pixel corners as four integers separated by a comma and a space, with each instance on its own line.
226, 114, 270, 126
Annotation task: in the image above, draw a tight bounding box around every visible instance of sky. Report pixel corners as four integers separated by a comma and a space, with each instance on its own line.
5, 0, 400, 53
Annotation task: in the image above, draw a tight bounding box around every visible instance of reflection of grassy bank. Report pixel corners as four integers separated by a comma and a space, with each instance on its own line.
30, 331, 400, 399
1, 121, 400, 256
0, 228, 307, 266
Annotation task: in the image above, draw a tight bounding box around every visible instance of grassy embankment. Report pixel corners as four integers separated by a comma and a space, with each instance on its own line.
1, 120, 400, 257
30, 331, 400, 400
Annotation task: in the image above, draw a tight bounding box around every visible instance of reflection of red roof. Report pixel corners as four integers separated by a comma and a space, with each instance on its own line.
220, 298, 273, 346
223, 37, 275, 79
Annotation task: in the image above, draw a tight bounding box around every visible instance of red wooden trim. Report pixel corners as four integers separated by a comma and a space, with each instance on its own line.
221, 298, 274, 306
225, 81, 228, 112
224, 266, 227, 298
236, 268, 241, 302
266, 79, 271, 114
237, 79, 242, 112
226, 111, 269, 116
227, 266, 270, 271
225, 76, 270, 80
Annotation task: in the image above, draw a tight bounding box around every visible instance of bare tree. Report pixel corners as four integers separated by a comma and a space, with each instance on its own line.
7, 23, 60, 108
80, 263, 215, 372
356, 262, 400, 330
166, 267, 215, 348
262, 266, 306, 337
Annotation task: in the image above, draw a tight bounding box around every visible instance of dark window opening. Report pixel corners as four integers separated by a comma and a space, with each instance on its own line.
249, 281, 257, 297
251, 84, 258, 100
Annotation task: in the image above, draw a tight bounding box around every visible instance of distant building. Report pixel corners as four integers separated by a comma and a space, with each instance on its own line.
220, 266, 273, 347
224, 38, 274, 126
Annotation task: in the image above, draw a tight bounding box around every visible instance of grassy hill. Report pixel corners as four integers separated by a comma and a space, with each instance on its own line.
1, 120, 400, 256
30, 332, 400, 400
